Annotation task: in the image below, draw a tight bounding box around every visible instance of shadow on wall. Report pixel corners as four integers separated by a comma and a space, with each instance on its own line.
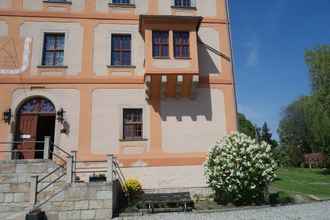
160, 87, 213, 122
198, 38, 230, 76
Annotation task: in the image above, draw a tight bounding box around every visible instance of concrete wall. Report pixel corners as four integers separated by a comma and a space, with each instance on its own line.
93, 24, 144, 76
91, 89, 150, 155
198, 27, 221, 76
20, 22, 83, 76
161, 88, 226, 153
122, 165, 207, 189
0, 20, 8, 36
11, 89, 80, 152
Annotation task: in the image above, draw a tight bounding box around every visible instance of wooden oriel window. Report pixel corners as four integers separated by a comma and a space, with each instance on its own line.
123, 109, 143, 140
42, 33, 65, 66
173, 31, 190, 58
174, 0, 192, 8
152, 31, 169, 58
111, 34, 132, 66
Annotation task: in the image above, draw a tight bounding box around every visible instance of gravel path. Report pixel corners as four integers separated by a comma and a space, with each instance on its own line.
115, 201, 330, 220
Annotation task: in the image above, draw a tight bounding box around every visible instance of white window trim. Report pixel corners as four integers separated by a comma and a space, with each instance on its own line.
118, 104, 147, 141
108, 31, 134, 67
39, 29, 70, 66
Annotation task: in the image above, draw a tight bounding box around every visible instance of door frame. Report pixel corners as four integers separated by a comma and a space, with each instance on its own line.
13, 96, 56, 159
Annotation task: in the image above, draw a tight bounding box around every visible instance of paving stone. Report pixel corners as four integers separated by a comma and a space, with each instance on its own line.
0, 184, 10, 192
95, 209, 112, 219
89, 200, 104, 209
75, 200, 89, 210
4, 193, 14, 203
81, 210, 96, 219
96, 191, 112, 200
14, 193, 25, 202
59, 210, 80, 220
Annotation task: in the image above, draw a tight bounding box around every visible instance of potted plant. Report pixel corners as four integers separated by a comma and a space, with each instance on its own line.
89, 173, 106, 182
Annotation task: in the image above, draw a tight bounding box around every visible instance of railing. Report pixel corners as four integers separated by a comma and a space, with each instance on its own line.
0, 137, 129, 210
112, 157, 128, 194
30, 138, 72, 209
0, 140, 46, 160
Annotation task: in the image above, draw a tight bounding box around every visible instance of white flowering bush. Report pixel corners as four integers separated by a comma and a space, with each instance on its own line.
205, 132, 277, 204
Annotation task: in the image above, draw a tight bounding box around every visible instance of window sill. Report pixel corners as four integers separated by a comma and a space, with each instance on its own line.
108, 3, 136, 8
174, 57, 191, 60
43, 1, 72, 5
37, 65, 68, 69
171, 6, 197, 10
153, 56, 170, 60
107, 65, 136, 69
119, 138, 148, 142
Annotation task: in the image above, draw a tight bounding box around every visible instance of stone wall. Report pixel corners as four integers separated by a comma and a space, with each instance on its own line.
44, 183, 113, 220
0, 160, 59, 219
0, 160, 114, 220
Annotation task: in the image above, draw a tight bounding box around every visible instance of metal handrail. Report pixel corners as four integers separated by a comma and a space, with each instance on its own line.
37, 173, 66, 194
0, 140, 45, 144
38, 165, 64, 183
112, 158, 128, 192
52, 143, 71, 158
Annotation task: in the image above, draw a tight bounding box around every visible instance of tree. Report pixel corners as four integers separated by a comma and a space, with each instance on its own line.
261, 122, 272, 145
238, 113, 256, 139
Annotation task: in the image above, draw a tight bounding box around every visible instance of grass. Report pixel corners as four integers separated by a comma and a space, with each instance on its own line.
272, 168, 330, 200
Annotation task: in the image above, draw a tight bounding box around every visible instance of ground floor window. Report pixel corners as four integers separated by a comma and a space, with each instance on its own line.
123, 108, 143, 140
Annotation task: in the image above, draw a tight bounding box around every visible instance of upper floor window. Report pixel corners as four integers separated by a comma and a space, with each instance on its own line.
44, 0, 71, 3
111, 0, 132, 4
42, 33, 65, 66
152, 31, 169, 58
111, 34, 131, 66
174, 0, 193, 8
123, 108, 143, 140
173, 31, 190, 58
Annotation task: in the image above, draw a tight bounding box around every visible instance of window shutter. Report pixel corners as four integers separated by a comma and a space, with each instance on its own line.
191, 0, 196, 7
171, 0, 175, 6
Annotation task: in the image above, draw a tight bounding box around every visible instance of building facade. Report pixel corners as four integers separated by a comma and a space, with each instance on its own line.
0, 0, 237, 189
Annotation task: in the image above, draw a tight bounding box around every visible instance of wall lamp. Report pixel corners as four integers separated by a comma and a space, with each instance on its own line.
3, 109, 12, 124
56, 108, 65, 123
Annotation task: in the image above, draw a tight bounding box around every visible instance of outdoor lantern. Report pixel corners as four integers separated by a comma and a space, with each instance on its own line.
3, 109, 12, 124
56, 108, 65, 123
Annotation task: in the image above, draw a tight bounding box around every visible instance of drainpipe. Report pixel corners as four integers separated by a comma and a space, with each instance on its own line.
225, 0, 239, 131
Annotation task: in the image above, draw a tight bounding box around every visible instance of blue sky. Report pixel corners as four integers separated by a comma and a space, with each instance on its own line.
229, 0, 330, 139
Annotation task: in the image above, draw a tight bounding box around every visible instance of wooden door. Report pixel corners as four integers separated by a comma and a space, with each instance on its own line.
16, 114, 38, 159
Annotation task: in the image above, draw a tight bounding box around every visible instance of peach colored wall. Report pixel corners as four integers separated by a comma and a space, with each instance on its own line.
0, 0, 237, 169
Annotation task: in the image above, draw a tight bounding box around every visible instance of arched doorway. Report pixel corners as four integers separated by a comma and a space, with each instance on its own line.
14, 97, 56, 159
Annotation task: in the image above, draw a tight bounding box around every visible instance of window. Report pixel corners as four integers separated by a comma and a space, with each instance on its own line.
111, 34, 131, 66
42, 33, 65, 66
111, 0, 131, 4
174, 0, 192, 8
44, 0, 71, 4
173, 31, 190, 58
123, 109, 143, 140
152, 31, 169, 58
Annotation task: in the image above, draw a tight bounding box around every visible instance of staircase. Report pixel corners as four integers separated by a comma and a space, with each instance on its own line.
0, 139, 119, 220
0, 159, 65, 220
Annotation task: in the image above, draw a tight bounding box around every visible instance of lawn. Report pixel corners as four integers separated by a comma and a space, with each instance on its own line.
272, 168, 330, 200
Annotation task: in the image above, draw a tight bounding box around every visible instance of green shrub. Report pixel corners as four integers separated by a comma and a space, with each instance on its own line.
204, 132, 277, 205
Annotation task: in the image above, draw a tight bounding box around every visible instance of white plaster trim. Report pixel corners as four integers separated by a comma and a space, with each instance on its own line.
108, 31, 134, 66
119, 104, 147, 140
0, 38, 32, 75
